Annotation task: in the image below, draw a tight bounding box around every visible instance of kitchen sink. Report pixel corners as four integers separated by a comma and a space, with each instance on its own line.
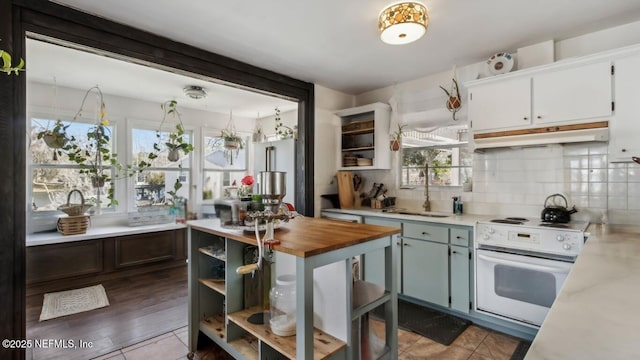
381, 208, 450, 218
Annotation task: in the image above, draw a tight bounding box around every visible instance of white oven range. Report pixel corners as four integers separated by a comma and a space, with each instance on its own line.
475, 217, 589, 327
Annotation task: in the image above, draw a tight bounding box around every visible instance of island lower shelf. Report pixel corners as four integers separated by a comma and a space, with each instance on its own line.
227, 306, 346, 360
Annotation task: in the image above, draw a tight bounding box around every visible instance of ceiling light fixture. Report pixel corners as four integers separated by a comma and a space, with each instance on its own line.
183, 85, 207, 99
379, 2, 429, 45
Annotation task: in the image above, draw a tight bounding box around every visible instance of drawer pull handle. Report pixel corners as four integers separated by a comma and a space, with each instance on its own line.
452, 250, 459, 254
403, 243, 410, 247
456, 236, 463, 239
422, 232, 430, 235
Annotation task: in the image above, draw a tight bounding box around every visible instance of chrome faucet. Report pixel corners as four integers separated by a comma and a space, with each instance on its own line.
423, 162, 431, 212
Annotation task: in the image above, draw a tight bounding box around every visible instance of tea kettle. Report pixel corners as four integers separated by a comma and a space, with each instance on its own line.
541, 193, 577, 223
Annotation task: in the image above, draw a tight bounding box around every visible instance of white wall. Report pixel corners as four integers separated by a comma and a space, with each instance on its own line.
344, 20, 640, 224
313, 84, 355, 216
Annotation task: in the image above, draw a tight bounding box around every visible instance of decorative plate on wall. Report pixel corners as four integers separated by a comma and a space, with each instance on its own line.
486, 52, 514, 75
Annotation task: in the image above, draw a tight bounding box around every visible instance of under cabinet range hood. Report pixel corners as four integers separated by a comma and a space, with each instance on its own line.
473, 121, 609, 150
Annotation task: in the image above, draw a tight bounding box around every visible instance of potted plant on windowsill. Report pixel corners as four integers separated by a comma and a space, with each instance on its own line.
159, 100, 193, 162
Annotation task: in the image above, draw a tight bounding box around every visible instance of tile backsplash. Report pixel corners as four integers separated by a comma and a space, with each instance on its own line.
358, 142, 640, 224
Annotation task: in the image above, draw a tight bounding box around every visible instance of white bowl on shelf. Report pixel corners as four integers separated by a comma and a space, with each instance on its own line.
357, 158, 372, 166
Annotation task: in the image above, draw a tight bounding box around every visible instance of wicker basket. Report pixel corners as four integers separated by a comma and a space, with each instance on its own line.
57, 189, 92, 216
57, 215, 90, 235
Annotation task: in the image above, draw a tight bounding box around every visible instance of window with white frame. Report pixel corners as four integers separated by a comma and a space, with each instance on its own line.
30, 117, 116, 212
201, 133, 249, 201
130, 127, 192, 209
400, 125, 472, 187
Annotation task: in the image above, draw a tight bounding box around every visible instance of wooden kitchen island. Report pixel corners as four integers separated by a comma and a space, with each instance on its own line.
187, 217, 401, 360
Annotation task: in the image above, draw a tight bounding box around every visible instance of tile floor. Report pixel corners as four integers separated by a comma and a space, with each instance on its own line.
89, 322, 524, 360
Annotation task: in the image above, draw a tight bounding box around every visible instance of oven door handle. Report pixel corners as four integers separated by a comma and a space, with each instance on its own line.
477, 253, 571, 274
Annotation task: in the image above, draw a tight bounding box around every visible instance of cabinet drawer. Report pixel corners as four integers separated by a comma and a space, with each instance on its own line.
403, 222, 448, 243
450, 228, 471, 247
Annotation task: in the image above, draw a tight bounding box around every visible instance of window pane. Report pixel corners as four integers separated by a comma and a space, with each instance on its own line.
30, 118, 112, 165
400, 124, 472, 187
31, 168, 114, 211
132, 128, 192, 167
135, 170, 190, 208
203, 135, 247, 170
202, 171, 246, 200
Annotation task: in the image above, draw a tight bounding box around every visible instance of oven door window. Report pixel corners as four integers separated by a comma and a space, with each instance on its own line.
495, 265, 556, 307
476, 249, 573, 326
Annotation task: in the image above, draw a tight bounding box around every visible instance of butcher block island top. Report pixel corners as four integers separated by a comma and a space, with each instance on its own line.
187, 216, 401, 359
187, 216, 401, 257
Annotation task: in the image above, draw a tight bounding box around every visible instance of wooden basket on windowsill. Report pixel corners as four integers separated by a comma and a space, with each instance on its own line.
57, 215, 90, 235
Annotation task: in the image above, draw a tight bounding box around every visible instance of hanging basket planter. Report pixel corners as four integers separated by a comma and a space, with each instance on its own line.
390, 139, 401, 151
224, 139, 240, 150
42, 133, 68, 149
91, 176, 106, 188
168, 149, 181, 162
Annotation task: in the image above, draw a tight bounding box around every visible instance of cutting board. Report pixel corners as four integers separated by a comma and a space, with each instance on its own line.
337, 171, 355, 209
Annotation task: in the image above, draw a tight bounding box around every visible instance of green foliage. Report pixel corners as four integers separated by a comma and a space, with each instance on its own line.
62, 86, 160, 207
0, 49, 25, 75
391, 123, 406, 141
158, 100, 194, 155
166, 177, 183, 205
274, 107, 295, 139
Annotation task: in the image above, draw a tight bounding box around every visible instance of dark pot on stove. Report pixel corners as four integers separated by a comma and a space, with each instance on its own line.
541, 193, 577, 223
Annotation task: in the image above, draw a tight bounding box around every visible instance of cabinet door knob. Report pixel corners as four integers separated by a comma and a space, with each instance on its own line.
403, 243, 410, 247
452, 250, 459, 254
622, 149, 627, 152
537, 115, 542, 119
456, 236, 462, 239
396, 241, 401, 246
422, 232, 430, 235
523, 117, 528, 120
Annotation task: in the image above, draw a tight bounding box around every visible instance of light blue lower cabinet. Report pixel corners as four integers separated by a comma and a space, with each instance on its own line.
402, 238, 449, 307
363, 217, 401, 290
450, 245, 471, 313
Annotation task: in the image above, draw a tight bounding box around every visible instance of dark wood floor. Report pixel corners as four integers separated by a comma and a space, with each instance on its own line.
26, 266, 188, 360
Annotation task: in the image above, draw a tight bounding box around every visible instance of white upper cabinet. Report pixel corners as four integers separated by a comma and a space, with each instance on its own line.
335, 102, 391, 170
610, 54, 640, 161
533, 61, 612, 124
468, 60, 613, 133
468, 77, 531, 132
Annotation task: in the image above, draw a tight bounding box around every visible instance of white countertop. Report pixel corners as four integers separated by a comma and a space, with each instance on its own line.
26, 223, 187, 246
526, 224, 640, 359
321, 207, 494, 226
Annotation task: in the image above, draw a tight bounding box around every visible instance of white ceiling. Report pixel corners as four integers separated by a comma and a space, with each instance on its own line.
49, 0, 640, 96
26, 39, 298, 118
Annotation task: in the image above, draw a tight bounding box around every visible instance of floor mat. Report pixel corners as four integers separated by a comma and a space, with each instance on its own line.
373, 299, 471, 346
39, 284, 109, 321
510, 341, 532, 360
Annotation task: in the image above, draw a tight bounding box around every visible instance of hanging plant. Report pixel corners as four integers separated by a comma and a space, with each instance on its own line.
63, 86, 158, 207
389, 123, 405, 151
0, 42, 25, 75
158, 100, 194, 162
274, 107, 296, 139
214, 110, 245, 165
36, 119, 69, 160
439, 76, 462, 121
